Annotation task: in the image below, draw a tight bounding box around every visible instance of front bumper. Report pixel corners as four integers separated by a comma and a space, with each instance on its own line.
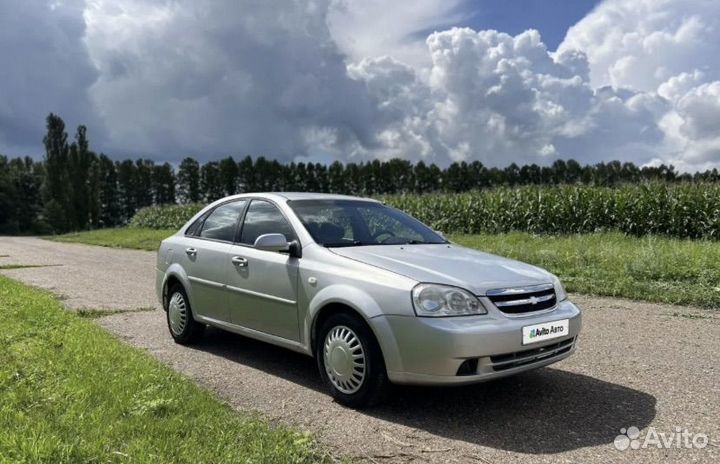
370, 299, 582, 385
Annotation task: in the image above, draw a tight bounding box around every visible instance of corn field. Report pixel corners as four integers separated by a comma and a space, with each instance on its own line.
130, 183, 720, 240
384, 184, 720, 239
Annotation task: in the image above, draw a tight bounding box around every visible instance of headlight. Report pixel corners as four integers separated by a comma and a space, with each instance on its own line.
553, 276, 568, 302
412, 283, 487, 317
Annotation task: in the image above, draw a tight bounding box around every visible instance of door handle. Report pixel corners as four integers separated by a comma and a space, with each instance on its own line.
231, 256, 248, 267
185, 247, 197, 256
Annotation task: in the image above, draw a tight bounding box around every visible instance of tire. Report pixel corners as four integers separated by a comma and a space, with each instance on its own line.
316, 312, 390, 408
165, 284, 205, 345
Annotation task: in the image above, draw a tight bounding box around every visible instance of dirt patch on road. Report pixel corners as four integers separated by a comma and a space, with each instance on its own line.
0, 237, 158, 311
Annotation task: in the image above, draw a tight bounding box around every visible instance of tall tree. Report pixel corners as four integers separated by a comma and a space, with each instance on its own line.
152, 162, 176, 204
237, 156, 255, 192
218, 156, 238, 196
344, 162, 360, 195
41, 113, 72, 233
0, 155, 18, 233
448, 162, 462, 191
328, 161, 345, 193
269, 159, 285, 190
177, 157, 201, 203
97, 154, 121, 227
116, 159, 137, 222
293, 162, 308, 191
0, 157, 44, 233
200, 161, 224, 201
469, 161, 488, 189
305, 162, 320, 192
253, 156, 272, 191
68, 125, 94, 229
133, 159, 155, 209
88, 157, 101, 227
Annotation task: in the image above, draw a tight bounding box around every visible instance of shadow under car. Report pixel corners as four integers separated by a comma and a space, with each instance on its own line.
190, 327, 657, 454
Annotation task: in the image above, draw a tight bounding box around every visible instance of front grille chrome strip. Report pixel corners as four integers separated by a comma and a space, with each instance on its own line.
494, 293, 555, 307
486, 283, 554, 296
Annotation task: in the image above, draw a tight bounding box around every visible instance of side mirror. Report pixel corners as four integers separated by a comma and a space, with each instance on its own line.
254, 233, 290, 252
288, 240, 302, 258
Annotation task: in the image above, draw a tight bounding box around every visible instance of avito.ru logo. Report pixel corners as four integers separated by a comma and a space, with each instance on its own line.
614, 426, 709, 451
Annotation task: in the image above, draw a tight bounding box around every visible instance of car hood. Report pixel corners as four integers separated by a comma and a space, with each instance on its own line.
329, 243, 553, 295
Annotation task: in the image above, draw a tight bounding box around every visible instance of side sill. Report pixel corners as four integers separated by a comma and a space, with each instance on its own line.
196, 314, 312, 356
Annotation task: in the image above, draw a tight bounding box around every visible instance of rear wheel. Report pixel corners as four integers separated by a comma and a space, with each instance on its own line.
316, 312, 390, 408
165, 284, 205, 345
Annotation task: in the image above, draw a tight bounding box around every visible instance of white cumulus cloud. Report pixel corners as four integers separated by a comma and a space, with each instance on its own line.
559, 0, 720, 170
342, 28, 665, 166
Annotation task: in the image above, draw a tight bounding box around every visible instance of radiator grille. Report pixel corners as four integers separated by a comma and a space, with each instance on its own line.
487, 283, 556, 314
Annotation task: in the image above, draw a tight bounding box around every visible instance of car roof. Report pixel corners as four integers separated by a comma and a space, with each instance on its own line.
274, 192, 379, 202
219, 192, 377, 202
203, 192, 381, 207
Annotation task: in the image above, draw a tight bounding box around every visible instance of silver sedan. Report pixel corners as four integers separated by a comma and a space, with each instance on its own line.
156, 193, 581, 408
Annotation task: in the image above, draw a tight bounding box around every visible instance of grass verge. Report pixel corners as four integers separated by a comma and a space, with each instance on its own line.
0, 275, 328, 463
46, 227, 175, 251
0, 264, 60, 270
452, 232, 720, 309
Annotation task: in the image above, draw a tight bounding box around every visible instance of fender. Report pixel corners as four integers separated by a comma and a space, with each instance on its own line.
303, 284, 404, 369
161, 263, 192, 308
304, 284, 381, 343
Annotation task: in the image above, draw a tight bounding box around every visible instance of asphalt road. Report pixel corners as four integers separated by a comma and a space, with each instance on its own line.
1, 236, 718, 463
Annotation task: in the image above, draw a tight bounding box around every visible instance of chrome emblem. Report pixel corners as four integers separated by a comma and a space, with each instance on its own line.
529, 296, 539, 305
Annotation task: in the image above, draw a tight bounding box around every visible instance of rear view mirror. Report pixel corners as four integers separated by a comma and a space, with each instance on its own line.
254, 233, 289, 252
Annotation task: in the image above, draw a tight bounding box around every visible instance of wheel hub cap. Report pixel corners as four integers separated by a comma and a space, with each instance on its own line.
323, 325, 366, 394
168, 292, 187, 336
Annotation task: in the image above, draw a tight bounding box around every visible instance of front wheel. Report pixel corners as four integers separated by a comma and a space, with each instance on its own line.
165, 284, 205, 345
316, 313, 390, 408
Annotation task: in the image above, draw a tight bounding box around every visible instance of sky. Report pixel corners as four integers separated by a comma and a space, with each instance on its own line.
1, 0, 719, 172
460, 0, 600, 51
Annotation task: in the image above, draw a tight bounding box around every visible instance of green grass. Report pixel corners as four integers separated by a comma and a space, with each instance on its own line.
0, 264, 58, 270
75, 307, 157, 319
0, 275, 329, 463
46, 227, 176, 251
452, 232, 720, 309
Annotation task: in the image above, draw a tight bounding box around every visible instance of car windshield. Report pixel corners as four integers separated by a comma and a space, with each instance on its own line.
288, 199, 447, 247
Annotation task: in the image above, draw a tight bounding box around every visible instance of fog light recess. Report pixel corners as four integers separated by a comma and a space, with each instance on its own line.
456, 358, 479, 376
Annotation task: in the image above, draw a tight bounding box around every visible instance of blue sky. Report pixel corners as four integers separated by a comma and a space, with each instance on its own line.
460, 0, 601, 50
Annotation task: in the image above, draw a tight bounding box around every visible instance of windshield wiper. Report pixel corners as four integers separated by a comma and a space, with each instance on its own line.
323, 240, 367, 248
398, 239, 448, 245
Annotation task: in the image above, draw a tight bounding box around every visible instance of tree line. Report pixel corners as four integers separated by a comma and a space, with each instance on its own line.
1, 113, 719, 234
